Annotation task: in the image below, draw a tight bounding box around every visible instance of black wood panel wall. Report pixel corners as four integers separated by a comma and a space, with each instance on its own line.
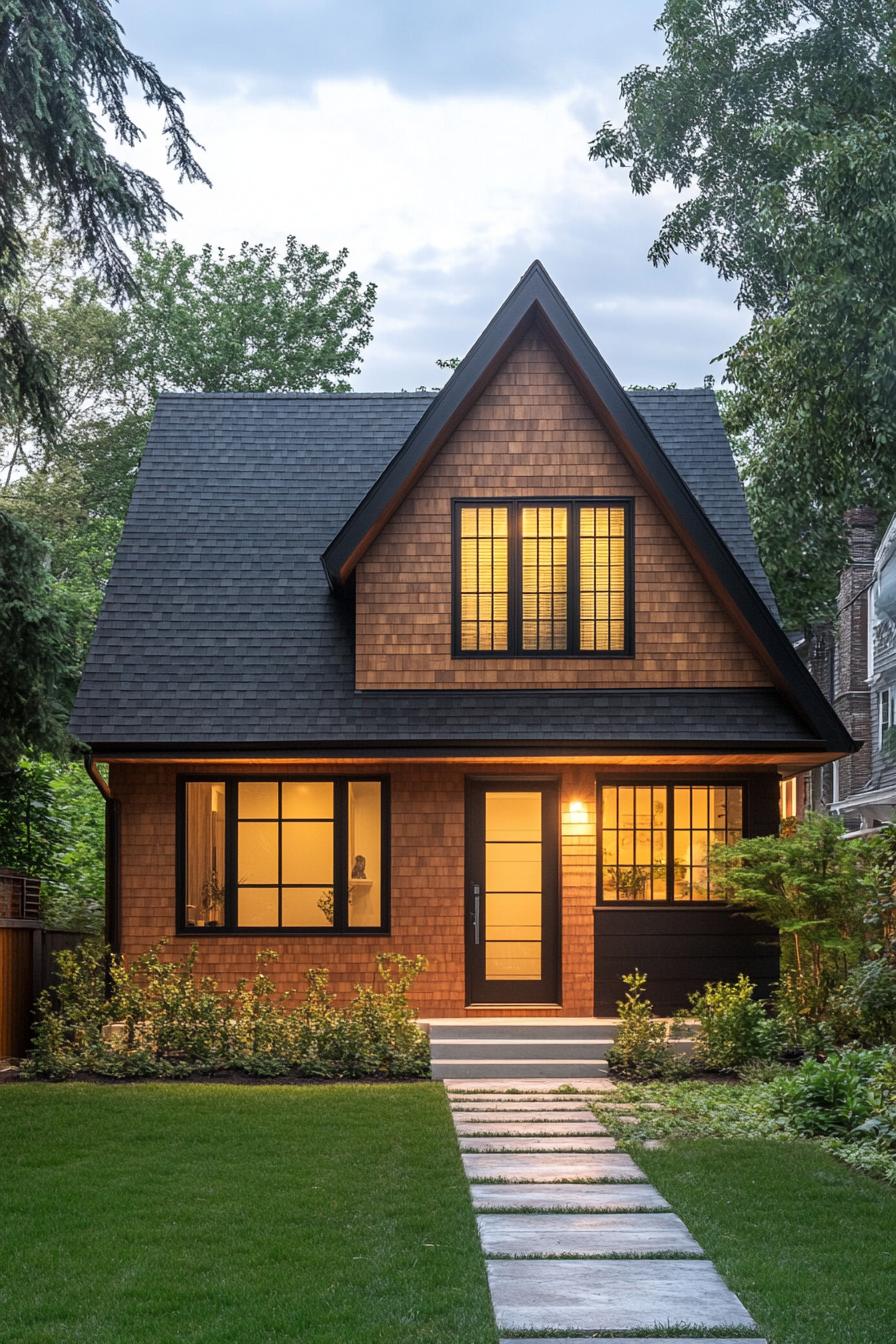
593, 906, 779, 1015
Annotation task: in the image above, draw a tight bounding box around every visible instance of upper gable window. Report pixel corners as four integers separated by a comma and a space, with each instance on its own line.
453, 499, 633, 657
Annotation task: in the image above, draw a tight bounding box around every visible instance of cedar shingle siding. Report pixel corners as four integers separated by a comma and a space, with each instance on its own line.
356, 331, 771, 690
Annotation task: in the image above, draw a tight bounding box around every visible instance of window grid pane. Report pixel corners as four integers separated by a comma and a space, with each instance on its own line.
672, 785, 743, 902
600, 785, 667, 902
579, 506, 627, 652
236, 782, 337, 929
521, 505, 568, 651
459, 505, 509, 652
184, 782, 226, 927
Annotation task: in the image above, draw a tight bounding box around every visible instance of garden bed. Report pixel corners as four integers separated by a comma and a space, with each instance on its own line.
0, 1066, 428, 1086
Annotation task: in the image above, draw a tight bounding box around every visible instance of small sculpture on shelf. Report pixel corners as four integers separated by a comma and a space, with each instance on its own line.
351, 854, 367, 880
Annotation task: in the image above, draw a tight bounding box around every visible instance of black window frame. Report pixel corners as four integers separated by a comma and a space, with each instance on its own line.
451, 497, 635, 658
176, 774, 391, 936
595, 777, 748, 906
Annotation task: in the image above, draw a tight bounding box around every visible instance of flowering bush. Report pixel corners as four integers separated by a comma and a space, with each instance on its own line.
25, 941, 430, 1080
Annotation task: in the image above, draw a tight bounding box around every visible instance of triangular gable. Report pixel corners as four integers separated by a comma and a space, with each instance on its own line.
321, 261, 854, 753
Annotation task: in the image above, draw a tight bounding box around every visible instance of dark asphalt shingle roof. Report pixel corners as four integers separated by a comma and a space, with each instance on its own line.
70, 388, 794, 748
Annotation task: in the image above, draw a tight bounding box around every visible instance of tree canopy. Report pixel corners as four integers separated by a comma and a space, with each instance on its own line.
0, 0, 208, 430
125, 238, 377, 397
590, 0, 896, 626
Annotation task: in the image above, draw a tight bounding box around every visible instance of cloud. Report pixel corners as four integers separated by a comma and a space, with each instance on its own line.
124, 75, 748, 393
119, 0, 666, 100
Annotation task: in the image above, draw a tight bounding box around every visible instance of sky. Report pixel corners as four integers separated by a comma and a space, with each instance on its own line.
117, 0, 748, 392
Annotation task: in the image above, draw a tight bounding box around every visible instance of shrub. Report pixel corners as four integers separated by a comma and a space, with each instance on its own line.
687, 975, 783, 1074
710, 812, 874, 1023
607, 970, 678, 1080
25, 941, 430, 1080
769, 1048, 892, 1137
828, 960, 896, 1046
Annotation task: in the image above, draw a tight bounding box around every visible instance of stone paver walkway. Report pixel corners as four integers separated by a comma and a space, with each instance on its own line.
444, 1077, 766, 1342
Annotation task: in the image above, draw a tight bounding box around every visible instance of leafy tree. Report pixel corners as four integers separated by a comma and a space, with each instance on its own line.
712, 812, 874, 1021
0, 0, 208, 431
0, 755, 104, 930
590, 1, 896, 625
0, 510, 77, 770
125, 238, 377, 397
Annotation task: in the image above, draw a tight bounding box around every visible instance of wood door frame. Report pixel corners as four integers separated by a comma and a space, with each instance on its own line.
464, 775, 561, 1005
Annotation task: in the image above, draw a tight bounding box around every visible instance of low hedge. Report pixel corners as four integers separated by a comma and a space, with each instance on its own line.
25, 941, 431, 1080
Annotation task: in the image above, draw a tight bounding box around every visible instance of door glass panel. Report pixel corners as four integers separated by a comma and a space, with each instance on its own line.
483, 790, 542, 981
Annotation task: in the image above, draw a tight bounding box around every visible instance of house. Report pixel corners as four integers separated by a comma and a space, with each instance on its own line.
800, 508, 896, 835
70, 262, 854, 1017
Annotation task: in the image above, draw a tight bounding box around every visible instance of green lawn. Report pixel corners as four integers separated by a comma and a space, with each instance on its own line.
637, 1137, 896, 1344
0, 1082, 497, 1344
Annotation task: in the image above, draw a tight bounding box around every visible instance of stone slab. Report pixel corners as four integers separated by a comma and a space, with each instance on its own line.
444, 1078, 616, 1092
460, 1136, 618, 1152
450, 1095, 594, 1106
470, 1183, 670, 1212
487, 1259, 755, 1332
463, 1152, 644, 1182
454, 1121, 608, 1136
450, 1103, 595, 1115
451, 1107, 591, 1118
477, 1212, 702, 1256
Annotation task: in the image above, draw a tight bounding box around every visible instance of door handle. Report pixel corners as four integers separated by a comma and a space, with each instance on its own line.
471, 883, 481, 945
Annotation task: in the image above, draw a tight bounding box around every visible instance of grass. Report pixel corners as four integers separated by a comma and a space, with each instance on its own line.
0, 1082, 496, 1344
636, 1137, 896, 1344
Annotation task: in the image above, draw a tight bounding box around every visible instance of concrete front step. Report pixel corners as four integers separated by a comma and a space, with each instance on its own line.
433, 1059, 609, 1079
432, 1038, 613, 1061
427, 1018, 621, 1042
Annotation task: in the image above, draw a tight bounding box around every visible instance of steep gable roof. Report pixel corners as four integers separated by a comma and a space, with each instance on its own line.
69, 266, 852, 756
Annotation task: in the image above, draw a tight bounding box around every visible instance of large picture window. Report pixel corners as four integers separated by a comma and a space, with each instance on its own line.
599, 783, 743, 903
178, 776, 389, 934
453, 498, 633, 657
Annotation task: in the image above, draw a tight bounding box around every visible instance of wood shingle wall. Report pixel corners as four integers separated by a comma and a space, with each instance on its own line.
355, 331, 771, 691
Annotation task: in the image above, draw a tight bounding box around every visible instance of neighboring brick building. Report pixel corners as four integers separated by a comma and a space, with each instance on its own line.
800, 509, 896, 834
70, 262, 854, 1016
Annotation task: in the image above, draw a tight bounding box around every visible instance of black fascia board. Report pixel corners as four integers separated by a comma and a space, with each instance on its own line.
320, 260, 855, 754
87, 738, 827, 759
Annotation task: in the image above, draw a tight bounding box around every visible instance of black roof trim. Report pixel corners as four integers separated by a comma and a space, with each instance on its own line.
320, 260, 854, 754
90, 739, 827, 759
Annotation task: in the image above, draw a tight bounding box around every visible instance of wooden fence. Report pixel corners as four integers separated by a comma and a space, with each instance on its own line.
0, 870, 87, 1059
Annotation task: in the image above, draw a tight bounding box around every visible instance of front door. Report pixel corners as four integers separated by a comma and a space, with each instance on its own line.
465, 780, 560, 1004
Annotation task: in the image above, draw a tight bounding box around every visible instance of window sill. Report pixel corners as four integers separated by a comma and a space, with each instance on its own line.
176, 927, 392, 938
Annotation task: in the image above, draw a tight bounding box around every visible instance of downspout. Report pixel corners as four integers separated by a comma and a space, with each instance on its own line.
83, 752, 120, 955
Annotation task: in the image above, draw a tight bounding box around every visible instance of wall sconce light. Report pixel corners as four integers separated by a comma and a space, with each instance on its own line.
568, 799, 587, 823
